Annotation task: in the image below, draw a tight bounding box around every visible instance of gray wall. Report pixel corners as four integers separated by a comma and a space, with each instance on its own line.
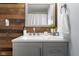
67, 3, 79, 56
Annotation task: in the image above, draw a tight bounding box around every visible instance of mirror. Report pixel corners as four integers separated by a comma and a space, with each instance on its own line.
25, 4, 57, 28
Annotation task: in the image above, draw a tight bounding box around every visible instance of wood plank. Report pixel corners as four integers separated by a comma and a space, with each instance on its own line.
0, 24, 24, 30
0, 44, 12, 48
0, 51, 12, 56
0, 4, 24, 9
0, 15, 24, 19
0, 33, 22, 37
0, 48, 12, 51
0, 8, 24, 15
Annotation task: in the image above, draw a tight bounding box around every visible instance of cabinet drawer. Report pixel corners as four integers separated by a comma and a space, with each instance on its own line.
0, 51, 12, 56
13, 42, 42, 47
43, 42, 68, 47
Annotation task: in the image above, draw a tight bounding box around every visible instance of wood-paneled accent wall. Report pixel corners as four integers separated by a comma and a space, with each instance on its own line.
0, 3, 25, 56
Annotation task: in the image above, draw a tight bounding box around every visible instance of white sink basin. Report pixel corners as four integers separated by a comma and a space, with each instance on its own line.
22, 35, 63, 39
21, 35, 43, 40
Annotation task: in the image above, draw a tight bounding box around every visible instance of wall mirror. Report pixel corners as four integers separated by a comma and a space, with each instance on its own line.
25, 3, 57, 28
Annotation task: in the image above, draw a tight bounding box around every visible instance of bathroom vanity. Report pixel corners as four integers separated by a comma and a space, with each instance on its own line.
12, 3, 70, 56
12, 35, 69, 56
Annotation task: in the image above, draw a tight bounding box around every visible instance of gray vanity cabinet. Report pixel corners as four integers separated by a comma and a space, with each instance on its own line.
13, 42, 42, 56
13, 42, 68, 56
43, 42, 68, 56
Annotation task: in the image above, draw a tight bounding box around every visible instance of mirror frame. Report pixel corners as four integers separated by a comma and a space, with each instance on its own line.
25, 3, 57, 29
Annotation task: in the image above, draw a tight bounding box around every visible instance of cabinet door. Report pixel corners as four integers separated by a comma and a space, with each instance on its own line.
13, 43, 42, 56
13, 46, 41, 56
43, 42, 68, 56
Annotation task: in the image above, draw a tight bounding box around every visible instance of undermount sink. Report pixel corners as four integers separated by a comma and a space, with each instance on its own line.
12, 34, 67, 42
21, 34, 64, 40
21, 35, 43, 40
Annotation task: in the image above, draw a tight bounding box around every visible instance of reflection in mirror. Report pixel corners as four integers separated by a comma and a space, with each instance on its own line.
25, 4, 56, 27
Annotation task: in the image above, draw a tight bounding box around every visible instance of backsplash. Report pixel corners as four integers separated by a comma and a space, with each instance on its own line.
25, 27, 56, 33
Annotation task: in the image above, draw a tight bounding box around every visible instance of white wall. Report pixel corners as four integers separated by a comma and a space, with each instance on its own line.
67, 3, 79, 56
58, 3, 79, 56
48, 4, 54, 25
57, 4, 63, 36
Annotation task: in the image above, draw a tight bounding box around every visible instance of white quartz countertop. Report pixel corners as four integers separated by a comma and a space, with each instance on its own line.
12, 35, 69, 42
